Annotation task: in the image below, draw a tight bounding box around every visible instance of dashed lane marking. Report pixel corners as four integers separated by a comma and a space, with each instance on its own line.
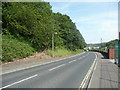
49, 64, 65, 71
1, 74, 38, 89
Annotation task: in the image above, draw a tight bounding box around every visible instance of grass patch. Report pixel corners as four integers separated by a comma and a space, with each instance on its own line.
45, 47, 84, 57
2, 35, 36, 62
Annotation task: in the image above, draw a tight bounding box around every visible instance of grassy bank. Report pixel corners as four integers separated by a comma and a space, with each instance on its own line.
2, 35, 35, 62
45, 47, 84, 57
2, 35, 84, 62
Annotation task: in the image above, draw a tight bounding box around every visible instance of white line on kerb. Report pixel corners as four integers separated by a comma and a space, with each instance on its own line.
49, 64, 65, 71
1, 74, 38, 89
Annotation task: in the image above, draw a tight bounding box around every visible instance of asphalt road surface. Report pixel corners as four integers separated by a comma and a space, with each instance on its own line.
1, 52, 96, 89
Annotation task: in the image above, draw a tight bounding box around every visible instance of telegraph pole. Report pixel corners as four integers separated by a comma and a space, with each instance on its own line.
52, 33, 54, 57
52, 32, 57, 57
100, 38, 102, 52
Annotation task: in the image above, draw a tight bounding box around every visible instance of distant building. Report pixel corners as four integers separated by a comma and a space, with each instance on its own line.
84, 46, 99, 50
93, 47, 99, 49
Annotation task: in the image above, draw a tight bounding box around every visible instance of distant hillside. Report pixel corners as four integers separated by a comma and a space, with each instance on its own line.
87, 39, 118, 48
87, 43, 105, 47
105, 39, 118, 48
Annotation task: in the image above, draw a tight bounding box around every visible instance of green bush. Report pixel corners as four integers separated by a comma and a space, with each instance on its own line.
2, 35, 36, 62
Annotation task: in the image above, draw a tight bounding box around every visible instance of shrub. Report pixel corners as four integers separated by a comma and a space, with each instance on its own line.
2, 35, 36, 62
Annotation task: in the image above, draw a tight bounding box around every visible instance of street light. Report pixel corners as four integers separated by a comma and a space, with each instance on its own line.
118, 32, 120, 67
52, 32, 57, 57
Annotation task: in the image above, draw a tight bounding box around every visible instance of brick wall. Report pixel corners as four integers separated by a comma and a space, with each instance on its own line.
109, 48, 115, 59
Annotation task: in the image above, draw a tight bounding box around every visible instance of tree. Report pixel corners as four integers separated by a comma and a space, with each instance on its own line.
53, 13, 86, 50
2, 2, 86, 52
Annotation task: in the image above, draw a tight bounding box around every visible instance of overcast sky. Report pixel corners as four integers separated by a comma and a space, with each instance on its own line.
47, 1, 118, 44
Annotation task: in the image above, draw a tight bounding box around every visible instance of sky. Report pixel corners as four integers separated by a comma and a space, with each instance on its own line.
47, 1, 118, 44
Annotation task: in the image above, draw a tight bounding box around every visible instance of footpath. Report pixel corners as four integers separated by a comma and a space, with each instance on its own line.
89, 53, 119, 89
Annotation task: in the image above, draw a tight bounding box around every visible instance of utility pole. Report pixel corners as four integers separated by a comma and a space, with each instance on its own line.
100, 38, 102, 52
52, 32, 57, 57
52, 33, 54, 57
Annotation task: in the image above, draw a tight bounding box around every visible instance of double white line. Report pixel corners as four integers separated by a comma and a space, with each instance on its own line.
78, 53, 97, 89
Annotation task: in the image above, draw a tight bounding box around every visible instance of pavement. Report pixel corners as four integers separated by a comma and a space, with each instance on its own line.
89, 53, 119, 89
1, 52, 96, 89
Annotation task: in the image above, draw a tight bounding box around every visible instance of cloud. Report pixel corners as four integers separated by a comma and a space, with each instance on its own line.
99, 19, 118, 41
100, 20, 118, 31
73, 11, 118, 24
74, 11, 118, 43
49, 1, 118, 43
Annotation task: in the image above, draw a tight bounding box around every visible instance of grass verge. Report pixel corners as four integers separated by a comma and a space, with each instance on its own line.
45, 47, 84, 57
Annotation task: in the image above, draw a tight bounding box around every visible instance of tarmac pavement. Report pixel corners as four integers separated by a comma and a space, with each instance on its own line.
89, 53, 119, 89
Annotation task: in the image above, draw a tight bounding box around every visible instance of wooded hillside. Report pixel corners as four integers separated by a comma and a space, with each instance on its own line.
2, 2, 86, 61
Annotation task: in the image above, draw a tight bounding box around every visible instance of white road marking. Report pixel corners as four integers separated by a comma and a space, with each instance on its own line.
77, 53, 89, 60
88, 54, 98, 88
49, 64, 65, 71
78, 53, 97, 89
1, 74, 38, 89
2, 52, 85, 75
69, 61, 74, 63
1, 52, 90, 89
68, 60, 77, 63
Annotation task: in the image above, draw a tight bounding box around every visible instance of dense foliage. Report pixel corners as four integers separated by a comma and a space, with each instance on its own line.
2, 35, 35, 62
53, 13, 86, 50
2, 2, 86, 61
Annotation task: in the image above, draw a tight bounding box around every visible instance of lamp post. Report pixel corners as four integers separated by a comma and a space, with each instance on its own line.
118, 1, 120, 65
52, 32, 57, 57
118, 32, 120, 67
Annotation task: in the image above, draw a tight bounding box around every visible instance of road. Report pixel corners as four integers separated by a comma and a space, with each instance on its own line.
1, 52, 96, 89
